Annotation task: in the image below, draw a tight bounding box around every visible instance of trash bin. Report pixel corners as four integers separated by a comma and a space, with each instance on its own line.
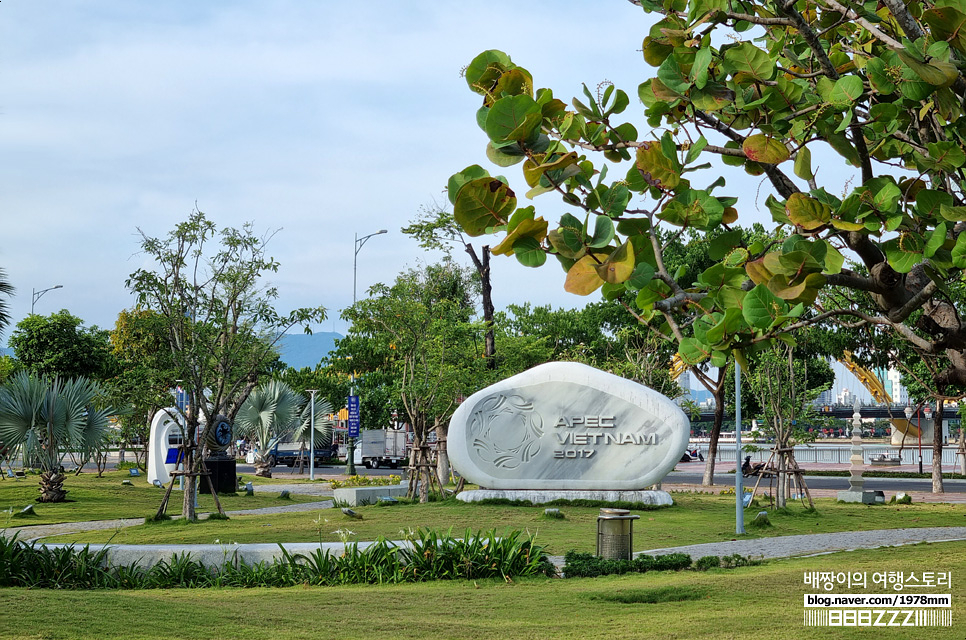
596, 508, 640, 561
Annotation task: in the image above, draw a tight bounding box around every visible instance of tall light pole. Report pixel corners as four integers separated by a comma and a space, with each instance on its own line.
347, 229, 387, 476
307, 389, 317, 481
31, 284, 63, 314
734, 360, 745, 535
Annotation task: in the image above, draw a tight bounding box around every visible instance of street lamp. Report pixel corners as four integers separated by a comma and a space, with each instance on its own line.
31, 284, 63, 314
307, 389, 317, 482
347, 229, 387, 476
353, 229, 387, 304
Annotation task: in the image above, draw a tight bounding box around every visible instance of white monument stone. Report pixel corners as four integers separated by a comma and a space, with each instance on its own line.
449, 362, 689, 502
147, 408, 182, 487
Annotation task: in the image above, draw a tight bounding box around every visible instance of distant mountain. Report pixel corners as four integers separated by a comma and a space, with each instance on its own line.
2, 335, 341, 371
275, 332, 342, 370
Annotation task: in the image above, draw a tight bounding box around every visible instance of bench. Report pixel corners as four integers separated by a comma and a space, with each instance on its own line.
870, 453, 902, 466
332, 483, 408, 506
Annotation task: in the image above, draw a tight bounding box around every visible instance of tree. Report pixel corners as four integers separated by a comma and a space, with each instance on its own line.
105, 309, 179, 469
126, 210, 326, 519
343, 259, 481, 501
9, 310, 114, 380
235, 380, 328, 478
0, 267, 13, 339
0, 372, 116, 502
404, 202, 498, 369
744, 345, 825, 508
449, 7, 966, 486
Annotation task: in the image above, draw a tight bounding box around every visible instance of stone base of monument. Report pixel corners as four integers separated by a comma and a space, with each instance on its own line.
837, 490, 885, 504
456, 489, 673, 506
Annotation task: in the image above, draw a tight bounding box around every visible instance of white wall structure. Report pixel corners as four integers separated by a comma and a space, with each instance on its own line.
146, 408, 184, 487
449, 362, 690, 490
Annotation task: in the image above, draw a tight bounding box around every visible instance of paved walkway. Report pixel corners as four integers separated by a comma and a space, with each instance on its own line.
6, 478, 966, 571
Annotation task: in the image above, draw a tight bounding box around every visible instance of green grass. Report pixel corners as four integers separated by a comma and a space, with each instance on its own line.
0, 470, 324, 526
43, 491, 966, 554
1, 541, 963, 639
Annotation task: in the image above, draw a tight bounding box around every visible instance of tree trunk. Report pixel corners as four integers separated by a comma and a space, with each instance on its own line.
437, 437, 450, 488
38, 470, 67, 502
933, 399, 944, 494
776, 451, 787, 509
467, 244, 496, 369
119, 441, 126, 465
702, 398, 725, 486
182, 447, 198, 521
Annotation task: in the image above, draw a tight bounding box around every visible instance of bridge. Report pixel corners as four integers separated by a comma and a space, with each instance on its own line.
693, 405, 961, 423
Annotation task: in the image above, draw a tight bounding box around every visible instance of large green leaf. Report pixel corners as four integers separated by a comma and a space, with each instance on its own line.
742, 135, 790, 164
447, 165, 490, 205
465, 50, 512, 95
512, 237, 547, 268
485, 95, 542, 144
588, 215, 616, 248
635, 141, 680, 189
785, 193, 831, 230
491, 216, 548, 256
723, 43, 775, 81
679, 337, 712, 365
866, 56, 897, 94
828, 75, 864, 106
742, 284, 786, 329
453, 177, 516, 236
882, 234, 924, 273
924, 5, 966, 52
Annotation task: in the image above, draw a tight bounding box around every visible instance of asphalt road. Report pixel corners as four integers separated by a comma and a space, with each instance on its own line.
667, 465, 966, 494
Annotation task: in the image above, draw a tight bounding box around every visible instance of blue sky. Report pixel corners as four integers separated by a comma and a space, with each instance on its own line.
1, 1, 677, 335
1, 1, 870, 399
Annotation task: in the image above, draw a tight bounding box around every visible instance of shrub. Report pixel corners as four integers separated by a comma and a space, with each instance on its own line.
329, 475, 401, 489
694, 555, 721, 571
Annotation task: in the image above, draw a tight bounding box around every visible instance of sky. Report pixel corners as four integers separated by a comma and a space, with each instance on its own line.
1, 1, 873, 395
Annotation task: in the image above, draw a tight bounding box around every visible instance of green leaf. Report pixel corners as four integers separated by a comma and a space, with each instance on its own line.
692, 46, 712, 89
866, 56, 897, 94
635, 141, 681, 190
512, 237, 547, 267
453, 177, 516, 236
485, 95, 542, 144
742, 284, 786, 329
447, 165, 490, 205
794, 147, 814, 181
486, 142, 526, 167
627, 262, 656, 289
940, 204, 966, 222
785, 193, 831, 230
925, 223, 948, 258
742, 135, 790, 164
924, 5, 966, 52
588, 215, 616, 248
709, 230, 743, 260
882, 234, 924, 273
657, 54, 691, 95
917, 189, 954, 217
465, 50, 512, 95
828, 75, 864, 106
723, 43, 775, 81
679, 337, 712, 365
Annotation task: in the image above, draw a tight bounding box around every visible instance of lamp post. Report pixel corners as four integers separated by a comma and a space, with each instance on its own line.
307, 389, 317, 482
31, 284, 63, 314
734, 359, 745, 535
347, 229, 387, 476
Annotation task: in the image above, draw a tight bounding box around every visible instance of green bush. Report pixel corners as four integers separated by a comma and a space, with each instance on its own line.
694, 555, 721, 571
0, 528, 554, 589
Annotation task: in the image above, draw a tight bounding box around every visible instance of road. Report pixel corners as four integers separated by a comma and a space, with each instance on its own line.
668, 461, 966, 494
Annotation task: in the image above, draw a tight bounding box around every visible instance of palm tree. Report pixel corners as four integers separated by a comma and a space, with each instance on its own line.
0, 267, 13, 338
0, 372, 114, 502
291, 395, 334, 472
234, 380, 300, 478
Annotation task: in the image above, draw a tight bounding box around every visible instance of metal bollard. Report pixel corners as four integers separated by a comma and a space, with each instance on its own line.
596, 508, 640, 561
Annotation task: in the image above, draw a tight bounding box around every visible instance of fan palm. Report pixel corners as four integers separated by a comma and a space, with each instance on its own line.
234, 380, 301, 478
291, 395, 334, 470
0, 267, 13, 338
0, 372, 114, 502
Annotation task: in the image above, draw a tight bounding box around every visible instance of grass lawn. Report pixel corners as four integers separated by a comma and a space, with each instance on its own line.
44, 491, 966, 554
0, 469, 325, 526
1, 541, 963, 639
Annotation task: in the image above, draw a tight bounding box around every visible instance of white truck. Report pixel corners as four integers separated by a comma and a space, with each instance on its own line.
353, 429, 408, 469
